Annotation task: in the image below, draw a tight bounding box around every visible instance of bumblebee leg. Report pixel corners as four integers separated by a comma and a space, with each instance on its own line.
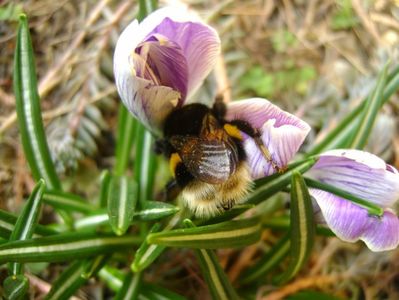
211, 100, 227, 122
154, 139, 174, 158
225, 120, 285, 173
164, 179, 181, 201
220, 200, 234, 211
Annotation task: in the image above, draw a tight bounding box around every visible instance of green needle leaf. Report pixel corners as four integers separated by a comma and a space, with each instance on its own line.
0, 233, 142, 263
138, 0, 158, 21
133, 201, 180, 221
114, 107, 136, 176
74, 202, 179, 232
131, 223, 165, 272
115, 272, 142, 300
8, 179, 45, 276
308, 64, 399, 155
133, 123, 157, 206
277, 172, 315, 284
141, 283, 188, 300
81, 255, 110, 279
197, 204, 255, 226
99, 170, 112, 208
3, 274, 29, 300
44, 261, 87, 300
8, 180, 45, 242
147, 217, 261, 249
99, 267, 124, 292
13, 15, 61, 190
44, 256, 109, 300
99, 269, 188, 300
240, 233, 290, 285
107, 175, 138, 235
0, 209, 57, 239
45, 255, 114, 300
286, 290, 343, 300
184, 219, 240, 300
43, 190, 93, 213
262, 216, 334, 236
349, 62, 389, 149
74, 210, 109, 230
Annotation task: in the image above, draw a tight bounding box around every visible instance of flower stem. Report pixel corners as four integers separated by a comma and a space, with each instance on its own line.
304, 177, 384, 217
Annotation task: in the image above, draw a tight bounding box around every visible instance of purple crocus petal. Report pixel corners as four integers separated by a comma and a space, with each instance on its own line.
140, 6, 221, 98
114, 6, 220, 133
310, 189, 399, 251
116, 60, 180, 133
114, 19, 179, 133
308, 149, 399, 208
225, 98, 311, 179
135, 34, 188, 101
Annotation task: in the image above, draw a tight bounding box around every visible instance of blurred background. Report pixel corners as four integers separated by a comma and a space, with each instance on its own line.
1, 0, 399, 299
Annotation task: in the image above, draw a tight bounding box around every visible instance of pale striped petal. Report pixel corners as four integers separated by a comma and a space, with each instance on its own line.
308, 149, 399, 208
225, 98, 311, 179
310, 189, 399, 251
114, 6, 220, 133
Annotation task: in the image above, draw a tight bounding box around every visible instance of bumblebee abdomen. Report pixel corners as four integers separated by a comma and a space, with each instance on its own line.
181, 162, 253, 218
162, 101, 254, 218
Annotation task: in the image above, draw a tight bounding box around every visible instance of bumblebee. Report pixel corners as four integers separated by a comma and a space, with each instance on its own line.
155, 101, 280, 218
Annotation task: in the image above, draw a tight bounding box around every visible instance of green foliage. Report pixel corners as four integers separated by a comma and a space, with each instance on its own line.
276, 172, 314, 284
308, 65, 399, 155
148, 217, 261, 249
131, 223, 165, 272
107, 175, 138, 235
349, 62, 388, 149
185, 220, 240, 300
240, 67, 274, 97
13, 15, 61, 190
8, 179, 45, 279
0, 3, 23, 21
4, 3, 399, 300
240, 65, 316, 98
286, 290, 343, 300
3, 275, 29, 300
271, 30, 297, 53
240, 234, 290, 285
331, 0, 359, 30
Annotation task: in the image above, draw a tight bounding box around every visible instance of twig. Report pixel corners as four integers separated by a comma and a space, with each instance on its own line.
326, 40, 368, 75
352, 0, 384, 46
261, 272, 349, 300
43, 86, 116, 121
282, 0, 296, 34
0, 86, 115, 134
228, 243, 258, 283
370, 12, 399, 31
0, 0, 112, 134
94, 1, 132, 65
0, 87, 14, 107
26, 274, 84, 300
38, 0, 111, 98
215, 55, 232, 103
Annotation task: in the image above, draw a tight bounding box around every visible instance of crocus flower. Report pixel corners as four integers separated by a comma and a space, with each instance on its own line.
113, 6, 221, 134
307, 149, 399, 251
113, 6, 311, 180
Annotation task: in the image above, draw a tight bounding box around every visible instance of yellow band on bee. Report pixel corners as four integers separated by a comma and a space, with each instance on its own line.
224, 124, 242, 140
169, 153, 182, 177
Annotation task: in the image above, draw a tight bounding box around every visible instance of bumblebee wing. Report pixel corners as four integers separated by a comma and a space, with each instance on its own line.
170, 135, 236, 184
